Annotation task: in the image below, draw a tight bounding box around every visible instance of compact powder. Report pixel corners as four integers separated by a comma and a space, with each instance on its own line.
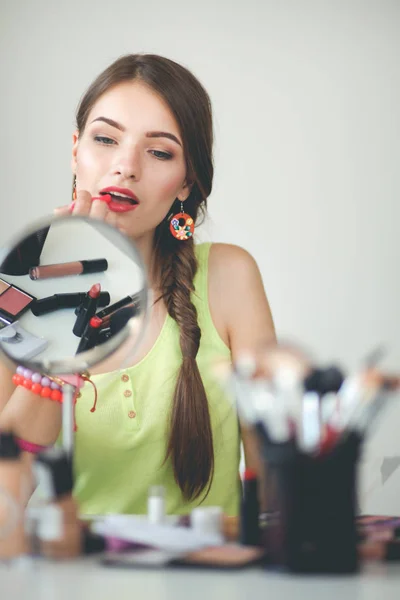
0, 279, 10, 295
0, 287, 33, 316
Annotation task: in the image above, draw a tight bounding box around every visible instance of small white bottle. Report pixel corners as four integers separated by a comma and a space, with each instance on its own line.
147, 486, 165, 525
191, 506, 223, 537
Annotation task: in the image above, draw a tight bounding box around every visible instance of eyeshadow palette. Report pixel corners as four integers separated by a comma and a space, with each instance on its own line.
0, 278, 36, 323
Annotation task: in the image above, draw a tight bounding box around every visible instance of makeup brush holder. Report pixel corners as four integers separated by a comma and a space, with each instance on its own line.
257, 426, 361, 574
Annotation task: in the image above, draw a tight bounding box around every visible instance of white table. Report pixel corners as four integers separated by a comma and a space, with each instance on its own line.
0, 558, 399, 600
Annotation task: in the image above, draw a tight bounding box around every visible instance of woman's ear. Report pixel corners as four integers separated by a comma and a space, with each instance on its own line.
71, 130, 79, 173
177, 179, 193, 202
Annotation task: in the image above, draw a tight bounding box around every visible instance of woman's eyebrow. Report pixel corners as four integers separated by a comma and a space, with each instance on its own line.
90, 116, 125, 131
146, 131, 182, 147
90, 117, 182, 147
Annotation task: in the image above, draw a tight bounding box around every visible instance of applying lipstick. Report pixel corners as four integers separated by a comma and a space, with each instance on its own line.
92, 194, 111, 204
98, 187, 139, 214
73, 283, 102, 337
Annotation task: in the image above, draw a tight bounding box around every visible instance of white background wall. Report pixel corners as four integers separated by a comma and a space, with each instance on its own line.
1, 0, 400, 512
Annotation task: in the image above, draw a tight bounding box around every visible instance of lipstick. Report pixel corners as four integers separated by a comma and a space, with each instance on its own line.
75, 305, 133, 353
29, 259, 108, 281
92, 194, 111, 204
31, 291, 110, 316
95, 292, 142, 321
85, 306, 135, 348
73, 283, 101, 337
107, 306, 136, 336
76, 316, 103, 354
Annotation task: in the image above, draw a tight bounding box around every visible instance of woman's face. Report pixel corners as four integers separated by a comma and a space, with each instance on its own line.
71, 80, 191, 240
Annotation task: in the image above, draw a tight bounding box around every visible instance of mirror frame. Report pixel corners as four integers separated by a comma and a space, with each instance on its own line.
0, 214, 150, 375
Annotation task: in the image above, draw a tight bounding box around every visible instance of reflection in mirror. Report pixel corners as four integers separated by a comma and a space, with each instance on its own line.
0, 215, 148, 376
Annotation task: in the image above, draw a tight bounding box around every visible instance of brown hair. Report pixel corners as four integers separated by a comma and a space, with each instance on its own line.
76, 54, 214, 501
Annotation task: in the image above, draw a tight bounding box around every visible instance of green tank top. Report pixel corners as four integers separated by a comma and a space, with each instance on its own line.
73, 242, 241, 516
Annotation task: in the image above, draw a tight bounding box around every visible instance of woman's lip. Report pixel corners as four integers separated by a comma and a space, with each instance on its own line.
107, 200, 138, 213
100, 186, 139, 202
92, 194, 138, 213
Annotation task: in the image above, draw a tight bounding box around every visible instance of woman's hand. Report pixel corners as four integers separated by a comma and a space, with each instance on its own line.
54, 189, 120, 230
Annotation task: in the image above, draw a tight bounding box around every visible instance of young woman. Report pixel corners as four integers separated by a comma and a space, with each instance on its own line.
0, 54, 275, 516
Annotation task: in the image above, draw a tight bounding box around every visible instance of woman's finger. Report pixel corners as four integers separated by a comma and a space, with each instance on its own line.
89, 198, 109, 221
53, 205, 73, 218
72, 189, 92, 215
104, 210, 119, 230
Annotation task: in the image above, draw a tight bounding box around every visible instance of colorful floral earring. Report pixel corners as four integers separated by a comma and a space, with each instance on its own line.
169, 202, 194, 241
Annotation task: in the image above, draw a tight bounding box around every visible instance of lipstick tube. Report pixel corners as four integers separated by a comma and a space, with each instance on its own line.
31, 291, 110, 316
95, 292, 142, 320
73, 283, 101, 337
92, 303, 136, 328
29, 258, 108, 281
76, 317, 103, 354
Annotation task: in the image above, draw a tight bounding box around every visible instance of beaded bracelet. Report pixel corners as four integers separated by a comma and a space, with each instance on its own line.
12, 367, 63, 403
12, 367, 98, 418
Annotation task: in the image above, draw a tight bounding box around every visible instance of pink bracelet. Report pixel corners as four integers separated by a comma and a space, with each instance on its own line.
15, 437, 49, 454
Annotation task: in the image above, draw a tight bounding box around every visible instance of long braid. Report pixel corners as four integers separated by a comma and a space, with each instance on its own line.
154, 213, 214, 501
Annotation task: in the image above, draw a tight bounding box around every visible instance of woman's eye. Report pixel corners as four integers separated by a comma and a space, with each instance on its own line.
94, 135, 116, 145
150, 150, 173, 160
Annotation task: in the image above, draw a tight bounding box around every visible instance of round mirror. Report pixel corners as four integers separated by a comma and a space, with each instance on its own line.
0, 215, 149, 375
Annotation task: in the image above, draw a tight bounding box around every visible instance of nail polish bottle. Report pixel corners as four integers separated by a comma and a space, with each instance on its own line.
34, 447, 81, 559
147, 485, 165, 525
0, 431, 29, 560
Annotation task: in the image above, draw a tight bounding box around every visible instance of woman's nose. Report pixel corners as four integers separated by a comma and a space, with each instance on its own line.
113, 146, 141, 180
